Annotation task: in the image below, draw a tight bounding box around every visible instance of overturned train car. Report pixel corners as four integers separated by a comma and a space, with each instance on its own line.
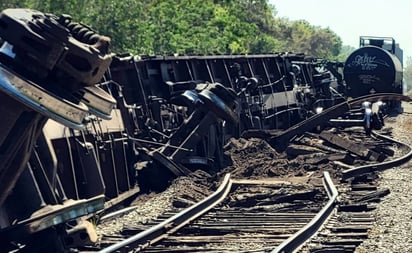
107, 52, 343, 186
0, 8, 124, 252
111, 53, 341, 134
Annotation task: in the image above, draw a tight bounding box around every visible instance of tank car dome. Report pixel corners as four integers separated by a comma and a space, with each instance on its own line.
343, 46, 402, 97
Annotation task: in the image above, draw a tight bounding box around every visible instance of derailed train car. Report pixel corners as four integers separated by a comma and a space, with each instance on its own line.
107, 52, 341, 188
0, 8, 122, 251
0, 8, 402, 253
343, 36, 403, 112
110, 53, 335, 134
332, 36, 405, 132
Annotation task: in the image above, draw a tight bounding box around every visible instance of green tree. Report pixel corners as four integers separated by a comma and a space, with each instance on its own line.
336, 45, 356, 62
0, 0, 344, 58
270, 19, 342, 59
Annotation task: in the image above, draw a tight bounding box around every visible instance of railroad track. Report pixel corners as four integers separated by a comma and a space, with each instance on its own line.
82, 97, 412, 253
140, 176, 334, 252
91, 172, 335, 253
297, 129, 412, 252
300, 176, 384, 252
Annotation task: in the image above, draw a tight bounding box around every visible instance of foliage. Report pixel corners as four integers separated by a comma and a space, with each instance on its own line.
336, 45, 357, 62
270, 19, 342, 59
404, 57, 412, 93
0, 0, 344, 58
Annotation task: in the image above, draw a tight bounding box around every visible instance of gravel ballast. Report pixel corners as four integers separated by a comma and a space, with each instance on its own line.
355, 103, 412, 253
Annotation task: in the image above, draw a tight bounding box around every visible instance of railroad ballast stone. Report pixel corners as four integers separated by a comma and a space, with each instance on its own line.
355, 102, 412, 253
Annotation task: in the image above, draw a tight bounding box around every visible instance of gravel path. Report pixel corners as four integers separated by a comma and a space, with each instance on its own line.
355, 103, 412, 253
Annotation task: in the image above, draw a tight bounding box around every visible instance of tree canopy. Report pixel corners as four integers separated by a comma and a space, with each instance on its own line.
0, 0, 344, 59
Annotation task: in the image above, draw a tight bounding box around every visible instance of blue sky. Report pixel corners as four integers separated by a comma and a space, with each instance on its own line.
270, 0, 411, 63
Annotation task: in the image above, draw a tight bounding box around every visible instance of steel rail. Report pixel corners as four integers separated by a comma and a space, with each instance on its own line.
270, 93, 411, 151
98, 173, 232, 253
272, 171, 338, 253
341, 130, 412, 180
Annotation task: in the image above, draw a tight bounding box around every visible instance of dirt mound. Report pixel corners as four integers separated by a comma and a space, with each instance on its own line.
221, 138, 307, 179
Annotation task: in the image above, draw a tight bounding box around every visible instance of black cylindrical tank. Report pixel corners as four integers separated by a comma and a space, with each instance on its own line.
343, 46, 403, 97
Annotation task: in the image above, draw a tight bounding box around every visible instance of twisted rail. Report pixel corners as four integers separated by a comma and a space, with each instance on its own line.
98, 173, 232, 253
270, 93, 411, 151
341, 130, 412, 180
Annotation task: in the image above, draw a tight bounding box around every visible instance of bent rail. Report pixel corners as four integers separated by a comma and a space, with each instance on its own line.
341, 130, 412, 180
270, 93, 411, 151
98, 173, 232, 253
272, 171, 338, 253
